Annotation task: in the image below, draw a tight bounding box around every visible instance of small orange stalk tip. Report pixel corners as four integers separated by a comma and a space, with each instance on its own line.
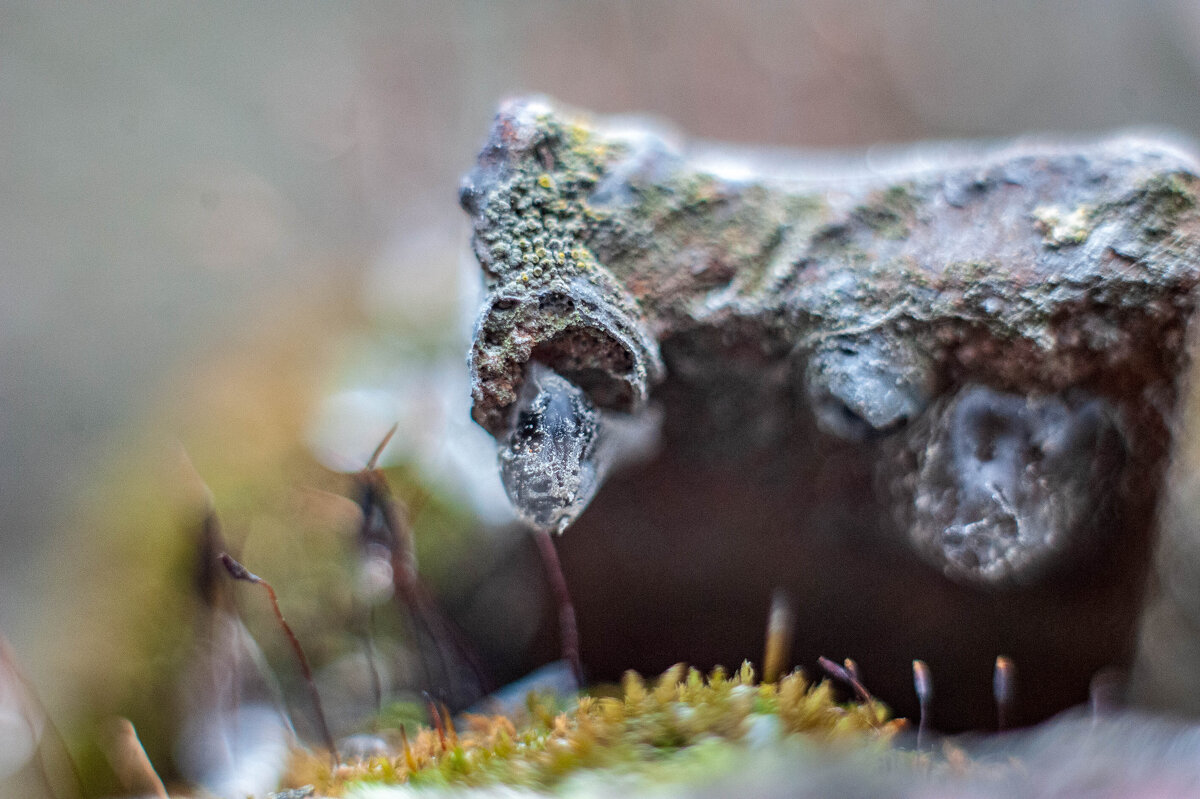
762, 589, 793, 684
913, 659, 932, 750
993, 655, 1015, 731
818, 655, 872, 704
817, 655, 845, 682
427, 696, 448, 752
400, 725, 418, 773
441, 702, 459, 745
912, 660, 932, 704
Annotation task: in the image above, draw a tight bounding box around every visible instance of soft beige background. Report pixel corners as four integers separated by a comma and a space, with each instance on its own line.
5, 0, 1200, 712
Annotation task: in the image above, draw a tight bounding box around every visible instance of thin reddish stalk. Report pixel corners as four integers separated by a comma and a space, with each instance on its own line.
817, 656, 871, 704
361, 466, 492, 701
534, 529, 583, 685
366, 423, 399, 471
219, 553, 340, 764
425, 695, 448, 752
818, 655, 880, 730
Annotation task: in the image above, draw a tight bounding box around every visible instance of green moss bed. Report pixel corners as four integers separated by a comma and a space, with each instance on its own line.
286, 663, 905, 797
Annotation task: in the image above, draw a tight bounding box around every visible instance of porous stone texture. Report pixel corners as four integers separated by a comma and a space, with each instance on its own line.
461, 97, 1200, 729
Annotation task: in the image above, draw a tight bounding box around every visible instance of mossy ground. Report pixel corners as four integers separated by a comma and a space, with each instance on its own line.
286, 663, 904, 797
34, 281, 490, 796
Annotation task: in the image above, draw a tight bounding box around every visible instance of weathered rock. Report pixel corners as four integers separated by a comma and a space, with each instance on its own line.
461, 97, 1200, 729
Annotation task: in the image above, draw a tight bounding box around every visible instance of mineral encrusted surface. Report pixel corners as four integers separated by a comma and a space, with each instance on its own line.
461, 97, 1200, 729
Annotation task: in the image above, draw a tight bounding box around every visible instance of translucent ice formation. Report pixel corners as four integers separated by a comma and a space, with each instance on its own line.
498, 362, 659, 533
498, 363, 601, 533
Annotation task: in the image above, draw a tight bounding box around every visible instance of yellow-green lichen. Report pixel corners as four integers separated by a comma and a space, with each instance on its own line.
1033, 204, 1095, 247
475, 114, 620, 295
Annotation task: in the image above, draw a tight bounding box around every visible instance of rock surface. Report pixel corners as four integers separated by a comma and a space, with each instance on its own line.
461, 97, 1200, 730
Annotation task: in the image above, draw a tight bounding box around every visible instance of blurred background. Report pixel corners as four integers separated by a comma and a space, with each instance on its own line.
5, 0, 1200, 791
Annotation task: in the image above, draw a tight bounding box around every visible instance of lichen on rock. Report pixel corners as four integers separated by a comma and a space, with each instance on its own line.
460, 97, 1200, 729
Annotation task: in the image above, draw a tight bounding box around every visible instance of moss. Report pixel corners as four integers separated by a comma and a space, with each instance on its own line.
292, 663, 902, 796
